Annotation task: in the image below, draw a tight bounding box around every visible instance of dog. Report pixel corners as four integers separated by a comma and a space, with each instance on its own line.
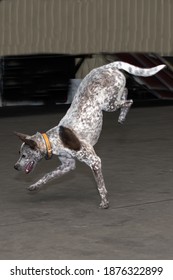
14, 61, 165, 208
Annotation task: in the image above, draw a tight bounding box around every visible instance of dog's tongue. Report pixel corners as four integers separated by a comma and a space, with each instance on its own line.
25, 161, 34, 174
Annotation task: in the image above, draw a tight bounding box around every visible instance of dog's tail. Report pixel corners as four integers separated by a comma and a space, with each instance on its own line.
110, 61, 166, 77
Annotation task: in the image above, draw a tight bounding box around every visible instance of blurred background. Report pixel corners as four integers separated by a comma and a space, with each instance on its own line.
0, 0, 173, 109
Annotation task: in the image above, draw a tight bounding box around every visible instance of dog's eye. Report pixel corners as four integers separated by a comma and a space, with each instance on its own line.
22, 155, 26, 158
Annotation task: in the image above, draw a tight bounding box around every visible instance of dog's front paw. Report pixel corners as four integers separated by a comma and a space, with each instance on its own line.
27, 184, 40, 192
99, 200, 109, 209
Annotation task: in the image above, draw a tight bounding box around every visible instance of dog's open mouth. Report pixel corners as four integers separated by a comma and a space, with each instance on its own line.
25, 161, 34, 174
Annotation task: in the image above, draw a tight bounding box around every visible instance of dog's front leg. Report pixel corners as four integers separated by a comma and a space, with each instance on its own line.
91, 159, 109, 209
76, 146, 109, 209
27, 157, 75, 191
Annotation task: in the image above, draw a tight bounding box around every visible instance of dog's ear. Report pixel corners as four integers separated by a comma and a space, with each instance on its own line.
14, 132, 29, 142
14, 132, 37, 149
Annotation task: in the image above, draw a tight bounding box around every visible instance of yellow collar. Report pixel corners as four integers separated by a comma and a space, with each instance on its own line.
41, 133, 52, 159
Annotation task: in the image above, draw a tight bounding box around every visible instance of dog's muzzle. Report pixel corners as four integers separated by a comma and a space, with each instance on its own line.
14, 161, 35, 174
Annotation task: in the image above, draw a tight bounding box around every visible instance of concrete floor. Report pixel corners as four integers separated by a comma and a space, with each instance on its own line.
0, 105, 173, 259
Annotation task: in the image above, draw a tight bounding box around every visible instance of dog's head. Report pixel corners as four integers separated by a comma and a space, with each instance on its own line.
14, 132, 44, 174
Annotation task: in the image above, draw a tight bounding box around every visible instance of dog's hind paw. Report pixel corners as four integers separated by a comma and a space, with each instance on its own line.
118, 118, 125, 125
27, 184, 40, 192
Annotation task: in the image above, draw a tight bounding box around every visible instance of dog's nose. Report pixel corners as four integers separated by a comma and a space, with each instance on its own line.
14, 163, 19, 170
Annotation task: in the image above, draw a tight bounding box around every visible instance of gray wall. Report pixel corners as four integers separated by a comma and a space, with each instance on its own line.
0, 0, 172, 75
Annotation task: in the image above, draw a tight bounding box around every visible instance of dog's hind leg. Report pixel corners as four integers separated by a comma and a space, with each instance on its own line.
27, 156, 76, 191
76, 145, 109, 209
118, 88, 133, 124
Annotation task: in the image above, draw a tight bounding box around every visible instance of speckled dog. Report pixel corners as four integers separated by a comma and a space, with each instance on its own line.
14, 61, 165, 208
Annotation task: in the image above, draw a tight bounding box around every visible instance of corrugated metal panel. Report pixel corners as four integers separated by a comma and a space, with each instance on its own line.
0, 0, 172, 55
